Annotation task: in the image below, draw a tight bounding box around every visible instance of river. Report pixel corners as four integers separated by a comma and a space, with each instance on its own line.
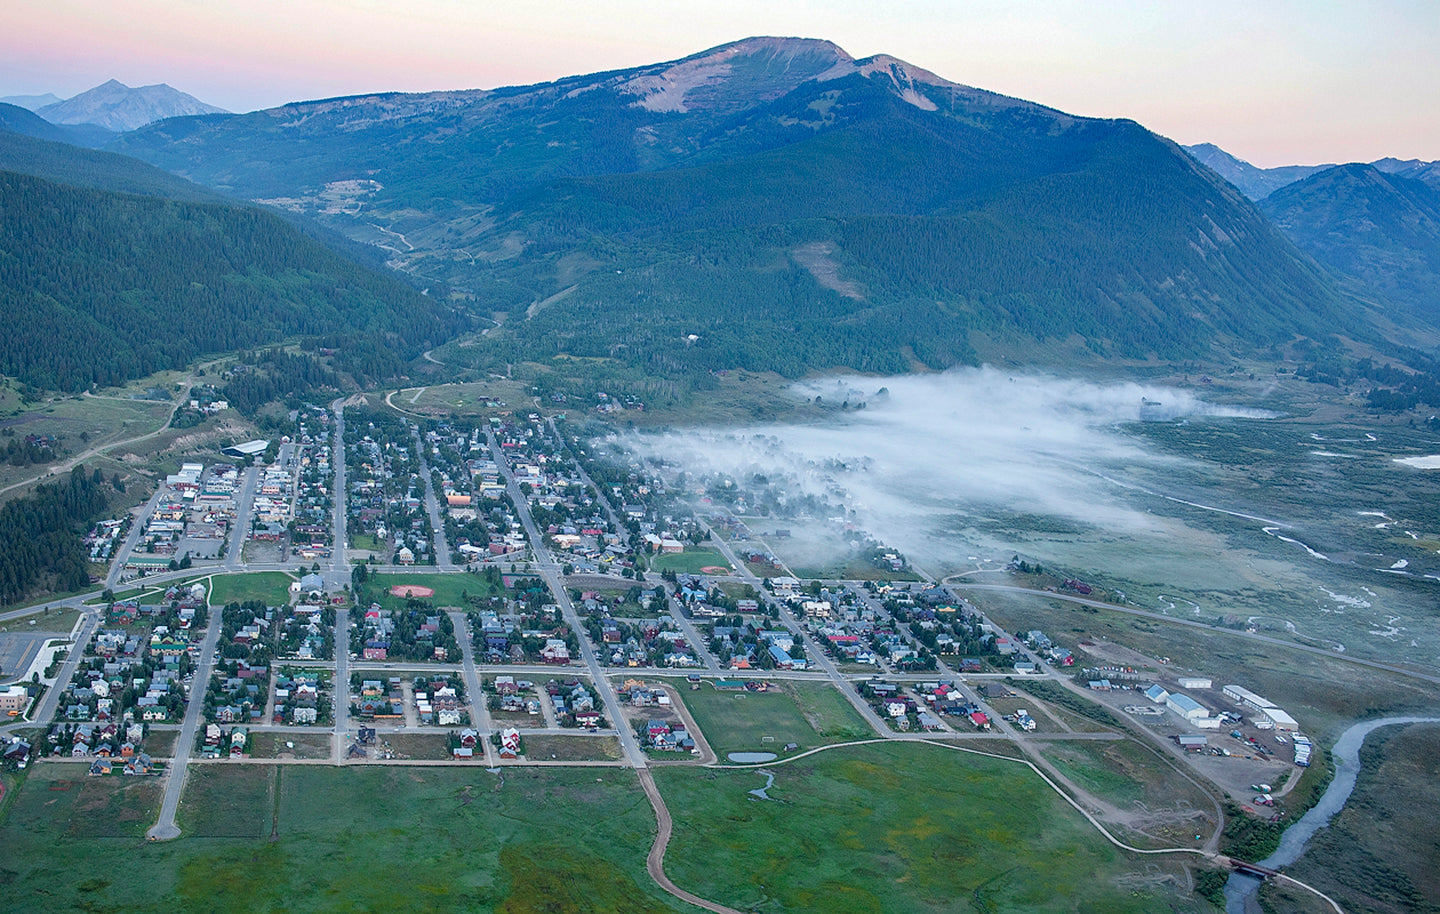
1225, 716, 1440, 913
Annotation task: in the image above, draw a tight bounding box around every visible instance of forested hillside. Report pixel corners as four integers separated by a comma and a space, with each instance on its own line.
0, 169, 470, 390
1260, 164, 1440, 323
0, 467, 112, 605
112, 38, 1354, 384
0, 128, 223, 201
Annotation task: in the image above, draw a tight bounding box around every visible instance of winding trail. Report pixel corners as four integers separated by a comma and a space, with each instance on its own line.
0, 381, 193, 499
636, 768, 747, 914
706, 736, 1343, 912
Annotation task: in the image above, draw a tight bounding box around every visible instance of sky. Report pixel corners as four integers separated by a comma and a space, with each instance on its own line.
3, 0, 1438, 167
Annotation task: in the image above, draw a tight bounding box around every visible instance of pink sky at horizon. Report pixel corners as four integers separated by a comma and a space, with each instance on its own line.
3, 0, 1438, 169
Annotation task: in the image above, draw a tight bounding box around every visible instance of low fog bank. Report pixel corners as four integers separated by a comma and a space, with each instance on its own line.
621, 367, 1269, 573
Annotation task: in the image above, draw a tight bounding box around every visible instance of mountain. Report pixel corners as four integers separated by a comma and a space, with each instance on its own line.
1372, 157, 1440, 186
0, 93, 61, 111
1185, 143, 1440, 201
1260, 164, 1440, 322
0, 165, 469, 392
37, 79, 227, 132
1183, 143, 1331, 200
0, 126, 226, 202
0, 102, 116, 148
113, 38, 1352, 381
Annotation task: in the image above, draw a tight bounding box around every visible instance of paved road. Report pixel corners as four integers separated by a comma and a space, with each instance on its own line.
659, 588, 723, 674
449, 610, 498, 765
223, 466, 259, 571
107, 486, 169, 588
695, 518, 892, 736
148, 604, 224, 840
328, 398, 349, 589
413, 429, 455, 570
489, 428, 649, 769
332, 608, 350, 764
0, 612, 98, 738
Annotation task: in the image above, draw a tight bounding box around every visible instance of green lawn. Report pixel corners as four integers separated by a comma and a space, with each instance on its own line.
656, 741, 1216, 914
650, 548, 731, 575
671, 680, 870, 756
0, 763, 683, 914
351, 533, 383, 552
360, 571, 505, 611
208, 572, 296, 606
0, 605, 81, 633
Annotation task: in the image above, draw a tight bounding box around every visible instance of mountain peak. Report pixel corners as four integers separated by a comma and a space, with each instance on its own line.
37, 80, 226, 132
614, 36, 851, 114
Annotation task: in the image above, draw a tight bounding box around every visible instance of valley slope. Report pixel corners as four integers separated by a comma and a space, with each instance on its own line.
111, 37, 1353, 383
0, 133, 469, 391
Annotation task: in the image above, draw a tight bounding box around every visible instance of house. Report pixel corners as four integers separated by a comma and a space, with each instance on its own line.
3, 739, 32, 766
124, 753, 154, 775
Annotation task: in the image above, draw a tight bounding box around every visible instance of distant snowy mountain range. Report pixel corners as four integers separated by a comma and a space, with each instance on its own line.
0, 80, 225, 133
1184, 142, 1440, 200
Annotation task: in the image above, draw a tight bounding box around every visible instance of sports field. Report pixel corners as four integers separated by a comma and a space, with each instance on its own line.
649, 548, 731, 575
360, 571, 506, 611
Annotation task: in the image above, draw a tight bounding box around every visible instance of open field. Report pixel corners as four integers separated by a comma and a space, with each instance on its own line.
522, 734, 623, 762
208, 572, 296, 607
179, 763, 275, 838
0, 394, 174, 495
1, 762, 163, 843
650, 548, 731, 575
405, 379, 534, 417
0, 763, 683, 914
375, 732, 453, 760
1038, 738, 1218, 848
657, 740, 1215, 913
249, 732, 334, 760
670, 679, 870, 756
144, 730, 178, 757
0, 605, 81, 633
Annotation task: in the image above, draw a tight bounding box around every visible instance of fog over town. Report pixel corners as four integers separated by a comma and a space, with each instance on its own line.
623, 367, 1272, 574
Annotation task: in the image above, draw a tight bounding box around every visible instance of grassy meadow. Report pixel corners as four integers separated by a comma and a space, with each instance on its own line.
673, 680, 872, 756
0, 763, 682, 914
656, 740, 1216, 913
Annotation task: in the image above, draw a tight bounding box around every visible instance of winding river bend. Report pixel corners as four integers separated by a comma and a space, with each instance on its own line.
1225, 716, 1440, 913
